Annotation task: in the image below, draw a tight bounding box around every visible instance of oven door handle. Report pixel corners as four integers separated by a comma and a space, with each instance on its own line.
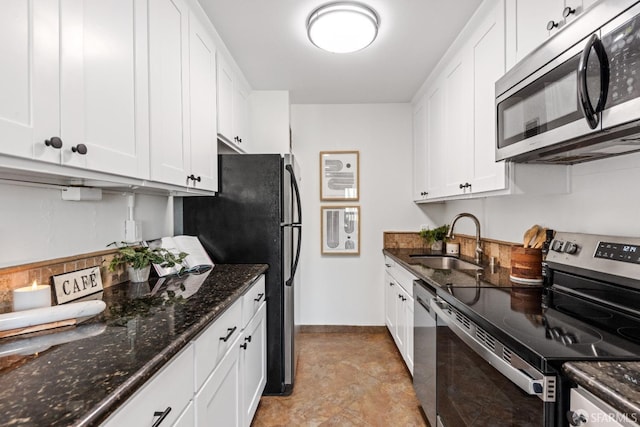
431, 298, 555, 402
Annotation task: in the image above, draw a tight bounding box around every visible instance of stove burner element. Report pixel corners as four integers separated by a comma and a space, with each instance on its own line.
554, 304, 614, 320
618, 327, 640, 343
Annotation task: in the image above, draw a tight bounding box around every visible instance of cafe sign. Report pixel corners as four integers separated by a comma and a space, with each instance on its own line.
52, 266, 104, 304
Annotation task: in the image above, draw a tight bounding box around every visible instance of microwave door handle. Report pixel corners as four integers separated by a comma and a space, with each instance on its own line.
578, 33, 609, 129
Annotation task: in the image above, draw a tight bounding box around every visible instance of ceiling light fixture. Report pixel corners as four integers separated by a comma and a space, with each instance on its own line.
307, 2, 379, 54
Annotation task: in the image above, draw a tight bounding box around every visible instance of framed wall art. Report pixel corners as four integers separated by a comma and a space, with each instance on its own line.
321, 206, 360, 255
320, 151, 359, 201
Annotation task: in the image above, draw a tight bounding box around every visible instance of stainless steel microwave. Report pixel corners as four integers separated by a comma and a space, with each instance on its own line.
496, 0, 640, 164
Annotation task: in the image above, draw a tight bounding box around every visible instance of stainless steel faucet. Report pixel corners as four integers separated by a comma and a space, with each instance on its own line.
446, 213, 483, 265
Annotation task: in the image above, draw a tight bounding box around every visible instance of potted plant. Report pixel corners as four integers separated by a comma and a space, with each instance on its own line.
107, 242, 188, 283
419, 225, 450, 252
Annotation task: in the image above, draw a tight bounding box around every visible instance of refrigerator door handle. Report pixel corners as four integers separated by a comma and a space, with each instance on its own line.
285, 164, 302, 225
286, 224, 302, 287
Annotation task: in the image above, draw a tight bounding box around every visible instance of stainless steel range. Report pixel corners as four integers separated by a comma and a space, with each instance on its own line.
423, 232, 640, 427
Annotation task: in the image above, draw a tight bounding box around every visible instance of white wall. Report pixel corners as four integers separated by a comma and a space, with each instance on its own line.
430, 152, 640, 243
291, 104, 438, 326
249, 90, 290, 154
0, 182, 172, 268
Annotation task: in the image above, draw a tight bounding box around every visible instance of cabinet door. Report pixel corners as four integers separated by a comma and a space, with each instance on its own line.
233, 81, 250, 151
217, 55, 234, 143
470, 1, 507, 194
104, 344, 194, 427
172, 401, 194, 427
405, 294, 414, 375
394, 286, 407, 353
188, 13, 218, 191
384, 272, 397, 336
511, 0, 562, 63
60, 0, 149, 175
0, 0, 59, 163
149, 0, 190, 186
412, 97, 428, 201
443, 53, 473, 195
196, 342, 241, 427
240, 302, 266, 426
425, 83, 447, 198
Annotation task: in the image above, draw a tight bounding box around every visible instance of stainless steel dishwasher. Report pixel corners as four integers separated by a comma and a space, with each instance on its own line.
413, 279, 437, 427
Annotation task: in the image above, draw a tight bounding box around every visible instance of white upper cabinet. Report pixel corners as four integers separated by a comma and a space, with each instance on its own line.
1, 0, 149, 177
188, 11, 218, 191
412, 97, 428, 201
425, 82, 447, 199
506, 0, 598, 69
148, 0, 217, 191
148, 0, 190, 187
0, 0, 59, 163
217, 55, 250, 152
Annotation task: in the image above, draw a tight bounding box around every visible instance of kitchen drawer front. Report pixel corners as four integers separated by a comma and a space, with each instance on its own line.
388, 261, 417, 297
103, 343, 194, 427
194, 300, 242, 391
242, 275, 265, 327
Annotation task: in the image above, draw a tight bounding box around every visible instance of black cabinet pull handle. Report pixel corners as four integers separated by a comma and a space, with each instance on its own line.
152, 407, 172, 427
254, 293, 264, 302
547, 20, 559, 30
562, 6, 576, 18
220, 326, 237, 342
245, 335, 252, 343
45, 137, 63, 149
188, 174, 201, 182
71, 144, 88, 155
240, 343, 248, 350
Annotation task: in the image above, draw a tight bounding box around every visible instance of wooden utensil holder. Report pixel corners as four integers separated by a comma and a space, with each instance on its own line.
510, 246, 543, 284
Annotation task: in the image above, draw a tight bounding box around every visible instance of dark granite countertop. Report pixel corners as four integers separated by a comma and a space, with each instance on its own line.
0, 263, 268, 426
383, 248, 514, 288
564, 361, 640, 421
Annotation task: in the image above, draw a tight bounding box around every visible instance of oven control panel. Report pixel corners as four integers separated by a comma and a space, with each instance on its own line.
546, 232, 640, 280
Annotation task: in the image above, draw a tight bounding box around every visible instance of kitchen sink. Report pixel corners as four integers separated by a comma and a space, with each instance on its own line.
409, 255, 482, 270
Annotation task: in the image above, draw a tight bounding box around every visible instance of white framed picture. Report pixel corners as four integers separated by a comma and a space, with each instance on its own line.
321, 206, 360, 255
319, 151, 359, 201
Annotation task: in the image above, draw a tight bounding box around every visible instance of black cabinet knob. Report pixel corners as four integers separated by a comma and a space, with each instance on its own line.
45, 137, 63, 149
240, 343, 248, 350
245, 335, 252, 343
562, 6, 576, 18
71, 144, 88, 155
547, 20, 559, 30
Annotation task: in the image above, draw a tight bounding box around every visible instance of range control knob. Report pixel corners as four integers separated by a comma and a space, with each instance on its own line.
564, 242, 579, 254
551, 240, 564, 252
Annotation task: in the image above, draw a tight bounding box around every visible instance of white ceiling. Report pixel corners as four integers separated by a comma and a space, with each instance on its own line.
198, 0, 483, 104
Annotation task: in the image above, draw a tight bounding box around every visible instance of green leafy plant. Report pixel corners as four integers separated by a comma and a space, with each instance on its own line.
107, 242, 188, 271
419, 225, 450, 245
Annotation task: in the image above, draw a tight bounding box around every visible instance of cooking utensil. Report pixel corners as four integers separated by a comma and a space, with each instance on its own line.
522, 225, 541, 248
531, 228, 547, 249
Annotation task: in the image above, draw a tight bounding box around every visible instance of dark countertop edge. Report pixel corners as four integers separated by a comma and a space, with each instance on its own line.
75, 264, 268, 427
383, 248, 436, 286
563, 362, 640, 419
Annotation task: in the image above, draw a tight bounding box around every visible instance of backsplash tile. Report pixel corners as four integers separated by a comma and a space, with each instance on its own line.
383, 231, 517, 266
0, 250, 127, 313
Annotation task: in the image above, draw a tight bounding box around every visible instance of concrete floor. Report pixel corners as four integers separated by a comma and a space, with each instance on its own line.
252, 329, 427, 426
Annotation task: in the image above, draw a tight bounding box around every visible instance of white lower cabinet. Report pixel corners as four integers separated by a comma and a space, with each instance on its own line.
103, 344, 194, 427
240, 302, 267, 426
384, 256, 414, 375
104, 274, 266, 427
195, 336, 242, 426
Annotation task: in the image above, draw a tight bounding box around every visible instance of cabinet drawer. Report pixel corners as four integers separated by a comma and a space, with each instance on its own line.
103, 344, 194, 427
194, 300, 242, 391
242, 275, 265, 327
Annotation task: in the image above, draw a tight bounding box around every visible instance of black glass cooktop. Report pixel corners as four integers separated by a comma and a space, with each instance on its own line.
436, 284, 640, 371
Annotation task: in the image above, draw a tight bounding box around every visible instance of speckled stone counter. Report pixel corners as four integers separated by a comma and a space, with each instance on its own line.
383, 248, 514, 288
0, 263, 267, 426
564, 361, 640, 421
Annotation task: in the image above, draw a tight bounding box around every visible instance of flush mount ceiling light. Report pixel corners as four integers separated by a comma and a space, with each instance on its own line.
307, 2, 379, 53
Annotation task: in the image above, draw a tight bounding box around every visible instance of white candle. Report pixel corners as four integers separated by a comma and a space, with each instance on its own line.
13, 281, 52, 312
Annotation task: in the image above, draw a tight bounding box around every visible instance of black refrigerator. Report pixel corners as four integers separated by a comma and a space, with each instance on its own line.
181, 154, 302, 395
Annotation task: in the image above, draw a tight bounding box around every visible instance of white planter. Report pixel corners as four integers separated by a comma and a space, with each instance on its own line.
127, 265, 151, 283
